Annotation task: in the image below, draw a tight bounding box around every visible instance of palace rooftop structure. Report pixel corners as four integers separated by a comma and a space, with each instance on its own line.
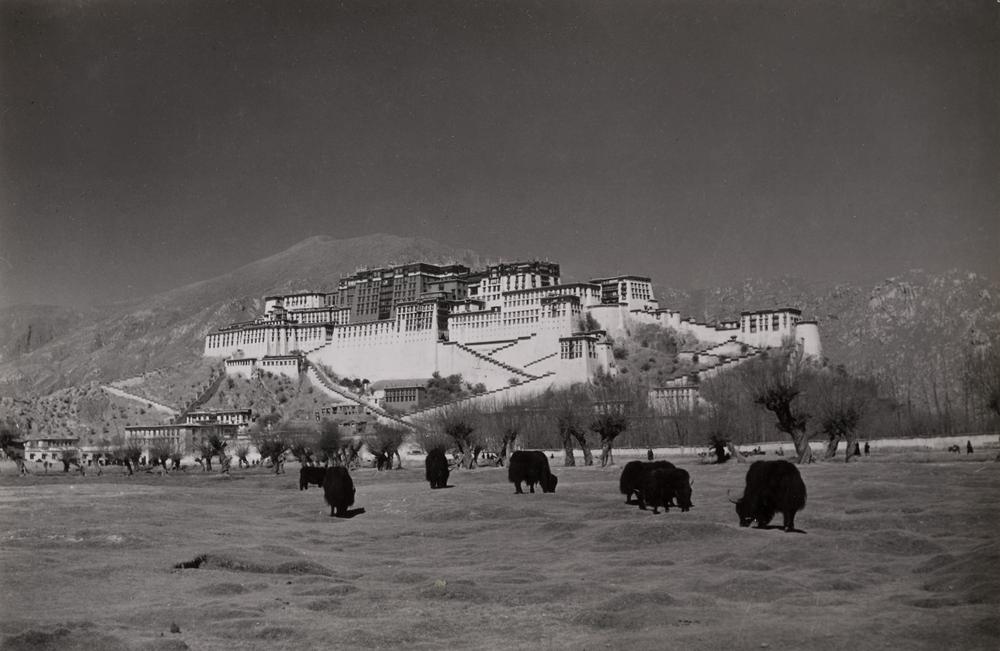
203, 260, 821, 413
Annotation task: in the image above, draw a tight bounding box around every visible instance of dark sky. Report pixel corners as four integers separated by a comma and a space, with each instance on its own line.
2, 0, 998, 308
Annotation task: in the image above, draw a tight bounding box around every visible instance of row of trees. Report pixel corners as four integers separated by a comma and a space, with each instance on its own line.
247, 413, 407, 473
413, 338, 1000, 467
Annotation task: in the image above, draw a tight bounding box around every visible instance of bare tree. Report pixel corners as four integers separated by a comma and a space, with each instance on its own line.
549, 386, 592, 466
965, 340, 1000, 421
367, 423, 408, 470
316, 419, 343, 466
430, 404, 480, 469
116, 443, 143, 475
232, 442, 251, 469
812, 367, 877, 462
197, 433, 227, 471
250, 418, 289, 474
148, 443, 174, 471
477, 404, 532, 466
740, 346, 816, 463
589, 380, 648, 467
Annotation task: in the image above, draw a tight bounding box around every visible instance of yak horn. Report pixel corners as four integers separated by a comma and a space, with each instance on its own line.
726, 489, 740, 504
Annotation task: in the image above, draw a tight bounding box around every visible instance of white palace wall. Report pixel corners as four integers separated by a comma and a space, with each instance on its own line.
309, 326, 439, 381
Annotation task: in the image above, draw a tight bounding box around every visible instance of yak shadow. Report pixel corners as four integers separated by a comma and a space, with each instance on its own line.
431, 485, 455, 490
333, 508, 366, 519
755, 524, 807, 534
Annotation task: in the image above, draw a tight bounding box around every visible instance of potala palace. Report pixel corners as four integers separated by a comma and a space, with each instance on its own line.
203, 261, 821, 417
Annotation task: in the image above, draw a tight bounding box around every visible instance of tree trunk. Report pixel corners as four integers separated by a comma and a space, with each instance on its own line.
845, 436, 860, 462
600, 440, 613, 467
571, 432, 593, 466
791, 430, 814, 463
561, 436, 576, 466
825, 435, 840, 459
458, 443, 473, 470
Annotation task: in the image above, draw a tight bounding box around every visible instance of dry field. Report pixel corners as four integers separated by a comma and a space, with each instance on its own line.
0, 451, 998, 651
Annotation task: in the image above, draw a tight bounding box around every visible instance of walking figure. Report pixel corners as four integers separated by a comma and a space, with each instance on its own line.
967, 440, 974, 455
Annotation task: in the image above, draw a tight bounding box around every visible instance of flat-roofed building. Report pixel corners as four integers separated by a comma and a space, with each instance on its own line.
590, 275, 658, 311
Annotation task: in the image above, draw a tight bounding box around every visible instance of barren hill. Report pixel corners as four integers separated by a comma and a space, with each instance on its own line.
0, 234, 486, 396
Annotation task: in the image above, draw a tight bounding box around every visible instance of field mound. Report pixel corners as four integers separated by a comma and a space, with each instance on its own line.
173, 547, 333, 576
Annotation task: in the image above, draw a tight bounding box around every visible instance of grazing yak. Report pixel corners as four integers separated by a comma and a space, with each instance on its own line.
619, 460, 675, 505
425, 448, 450, 489
323, 466, 356, 517
638, 467, 693, 514
508, 451, 558, 494
299, 466, 327, 491
731, 459, 806, 532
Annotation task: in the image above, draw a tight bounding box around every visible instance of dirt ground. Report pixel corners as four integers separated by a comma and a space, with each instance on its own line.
0, 451, 998, 651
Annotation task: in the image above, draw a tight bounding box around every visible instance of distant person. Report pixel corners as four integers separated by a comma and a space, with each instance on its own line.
853, 442, 861, 457
967, 440, 974, 455
864, 442, 870, 456
647, 449, 654, 461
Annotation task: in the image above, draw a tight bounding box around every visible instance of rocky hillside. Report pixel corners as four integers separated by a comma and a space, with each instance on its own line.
0, 304, 94, 364
0, 234, 486, 396
657, 269, 1000, 425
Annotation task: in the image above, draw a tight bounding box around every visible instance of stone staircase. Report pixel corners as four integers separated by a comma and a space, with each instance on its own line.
100, 385, 179, 417
304, 362, 414, 430
402, 371, 557, 424
448, 341, 538, 381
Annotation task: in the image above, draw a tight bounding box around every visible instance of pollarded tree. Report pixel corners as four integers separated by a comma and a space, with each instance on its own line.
116, 443, 143, 475
740, 346, 817, 463
367, 423, 408, 470
432, 404, 481, 469
700, 363, 766, 449
60, 448, 81, 473
148, 443, 174, 471
549, 386, 593, 466
232, 442, 251, 468
0, 424, 25, 473
197, 433, 227, 472
279, 419, 320, 466
476, 403, 534, 466
316, 419, 343, 466
250, 417, 289, 474
253, 434, 289, 474
592, 412, 628, 467
812, 367, 877, 462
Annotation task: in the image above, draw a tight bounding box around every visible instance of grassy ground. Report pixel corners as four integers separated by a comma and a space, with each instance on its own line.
0, 451, 997, 651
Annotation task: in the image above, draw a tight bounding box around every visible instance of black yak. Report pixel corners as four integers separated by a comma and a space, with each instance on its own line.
508, 451, 558, 494
731, 460, 806, 532
299, 466, 327, 491
425, 448, 450, 489
619, 460, 675, 505
638, 467, 693, 514
323, 466, 356, 517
